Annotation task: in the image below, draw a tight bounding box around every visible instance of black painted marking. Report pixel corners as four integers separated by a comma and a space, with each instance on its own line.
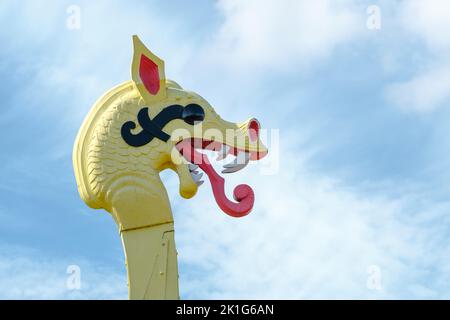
121, 104, 205, 147
182, 104, 205, 125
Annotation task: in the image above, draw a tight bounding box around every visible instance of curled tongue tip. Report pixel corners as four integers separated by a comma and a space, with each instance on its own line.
198, 155, 255, 218
177, 140, 255, 217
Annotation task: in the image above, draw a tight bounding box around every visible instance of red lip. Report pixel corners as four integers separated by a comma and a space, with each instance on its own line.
176, 139, 260, 218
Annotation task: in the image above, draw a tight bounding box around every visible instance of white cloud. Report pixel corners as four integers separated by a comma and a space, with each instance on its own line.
385, 0, 450, 113
400, 0, 450, 50
0, 246, 127, 299
385, 63, 450, 113
206, 0, 362, 72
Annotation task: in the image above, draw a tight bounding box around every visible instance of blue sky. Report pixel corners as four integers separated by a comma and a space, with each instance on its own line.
1, 0, 450, 299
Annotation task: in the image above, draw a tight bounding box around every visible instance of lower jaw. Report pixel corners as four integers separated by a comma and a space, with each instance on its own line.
175, 140, 255, 218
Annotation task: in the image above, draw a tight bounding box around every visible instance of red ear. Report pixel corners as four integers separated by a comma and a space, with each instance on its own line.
139, 54, 160, 95
131, 36, 166, 101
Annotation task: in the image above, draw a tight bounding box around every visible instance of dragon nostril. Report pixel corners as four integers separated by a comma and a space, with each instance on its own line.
248, 119, 260, 142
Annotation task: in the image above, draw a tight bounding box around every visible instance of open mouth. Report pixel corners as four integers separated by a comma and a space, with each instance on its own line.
175, 138, 266, 218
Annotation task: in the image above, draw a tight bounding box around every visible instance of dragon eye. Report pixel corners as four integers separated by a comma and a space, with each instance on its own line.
182, 104, 205, 125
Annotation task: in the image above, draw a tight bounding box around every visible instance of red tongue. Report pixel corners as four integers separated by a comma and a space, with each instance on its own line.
176, 141, 254, 218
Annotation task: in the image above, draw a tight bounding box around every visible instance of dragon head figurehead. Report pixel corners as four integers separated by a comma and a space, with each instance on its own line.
74, 35, 267, 220
73, 35, 268, 299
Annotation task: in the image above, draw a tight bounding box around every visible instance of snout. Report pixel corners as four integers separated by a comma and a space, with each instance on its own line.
237, 118, 268, 161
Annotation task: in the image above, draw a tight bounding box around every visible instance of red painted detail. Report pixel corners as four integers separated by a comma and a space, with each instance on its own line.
248, 118, 260, 142
176, 140, 254, 218
139, 54, 160, 95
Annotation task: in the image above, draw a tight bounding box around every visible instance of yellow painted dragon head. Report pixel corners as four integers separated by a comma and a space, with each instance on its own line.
74, 35, 268, 222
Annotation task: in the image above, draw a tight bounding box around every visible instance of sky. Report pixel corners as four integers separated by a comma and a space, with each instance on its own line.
1, 0, 450, 299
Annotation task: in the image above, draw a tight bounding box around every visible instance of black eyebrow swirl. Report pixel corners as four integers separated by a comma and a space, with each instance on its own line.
121, 104, 203, 147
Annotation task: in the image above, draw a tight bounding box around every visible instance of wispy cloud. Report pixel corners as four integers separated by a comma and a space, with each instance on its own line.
385, 0, 450, 112
206, 0, 363, 72
0, 246, 126, 299
385, 63, 450, 113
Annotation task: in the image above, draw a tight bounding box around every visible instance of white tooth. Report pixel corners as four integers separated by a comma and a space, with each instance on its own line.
196, 180, 204, 186
222, 152, 250, 174
222, 168, 237, 174
216, 145, 231, 161
189, 164, 199, 171
223, 151, 249, 167
191, 172, 204, 182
